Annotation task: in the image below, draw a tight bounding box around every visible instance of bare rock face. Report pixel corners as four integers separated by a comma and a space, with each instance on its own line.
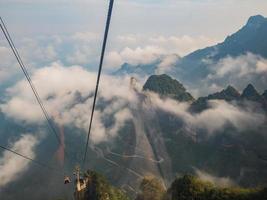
116, 87, 173, 196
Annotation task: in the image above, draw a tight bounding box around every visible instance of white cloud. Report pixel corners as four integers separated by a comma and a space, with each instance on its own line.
206, 53, 267, 93
20, 38, 58, 65
104, 34, 218, 70
116, 34, 139, 45
155, 54, 179, 74
0, 62, 136, 144
44, 45, 57, 60
118, 46, 164, 65
106, 46, 164, 68
256, 59, 267, 73
65, 31, 101, 65
191, 100, 264, 133
209, 53, 267, 78
71, 32, 99, 42
148, 93, 265, 134
1, 61, 265, 144
1, 30, 220, 78
0, 134, 38, 188
66, 45, 92, 65
148, 35, 219, 56
0, 31, 100, 80
105, 51, 124, 69
0, 46, 18, 82
109, 108, 133, 137
195, 168, 236, 187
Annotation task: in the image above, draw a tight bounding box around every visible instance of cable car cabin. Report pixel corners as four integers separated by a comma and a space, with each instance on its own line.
64, 176, 71, 184
76, 178, 87, 191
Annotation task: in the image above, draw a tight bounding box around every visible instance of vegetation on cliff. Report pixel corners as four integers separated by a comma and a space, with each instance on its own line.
167, 175, 267, 200
134, 175, 267, 200
143, 74, 195, 102
135, 176, 166, 200
81, 170, 130, 200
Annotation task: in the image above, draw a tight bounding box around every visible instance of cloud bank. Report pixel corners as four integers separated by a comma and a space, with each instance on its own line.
1, 62, 265, 144
148, 93, 265, 134
195, 168, 236, 187
0, 62, 136, 143
205, 53, 267, 93
0, 32, 219, 82
0, 134, 38, 188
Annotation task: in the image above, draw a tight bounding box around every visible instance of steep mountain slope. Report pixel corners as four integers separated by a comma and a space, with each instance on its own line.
110, 76, 267, 192
173, 15, 267, 86
112, 87, 174, 196
141, 75, 267, 188
184, 15, 267, 62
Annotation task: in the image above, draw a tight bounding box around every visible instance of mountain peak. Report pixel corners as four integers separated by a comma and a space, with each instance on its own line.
143, 74, 194, 102
247, 15, 266, 26
243, 83, 257, 93
241, 84, 262, 101
225, 85, 240, 96
205, 85, 240, 101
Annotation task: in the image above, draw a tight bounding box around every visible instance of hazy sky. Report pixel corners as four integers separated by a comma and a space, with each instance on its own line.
1, 0, 267, 75
1, 0, 267, 37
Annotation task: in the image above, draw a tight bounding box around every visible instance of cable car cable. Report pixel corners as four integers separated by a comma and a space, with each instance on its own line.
0, 18, 61, 144
0, 144, 63, 175
82, 0, 114, 169
0, 18, 75, 169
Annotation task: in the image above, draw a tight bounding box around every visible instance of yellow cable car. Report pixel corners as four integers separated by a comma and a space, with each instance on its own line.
64, 176, 71, 184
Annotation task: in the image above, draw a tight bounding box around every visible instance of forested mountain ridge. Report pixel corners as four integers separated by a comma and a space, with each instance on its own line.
72, 171, 267, 200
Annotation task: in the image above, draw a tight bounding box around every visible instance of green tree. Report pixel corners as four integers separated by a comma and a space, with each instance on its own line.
136, 176, 166, 200
166, 175, 266, 200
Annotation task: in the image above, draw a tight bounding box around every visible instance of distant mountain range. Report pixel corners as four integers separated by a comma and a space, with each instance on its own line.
115, 15, 267, 94
184, 15, 267, 61
143, 74, 267, 111
115, 60, 163, 77
191, 83, 267, 112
